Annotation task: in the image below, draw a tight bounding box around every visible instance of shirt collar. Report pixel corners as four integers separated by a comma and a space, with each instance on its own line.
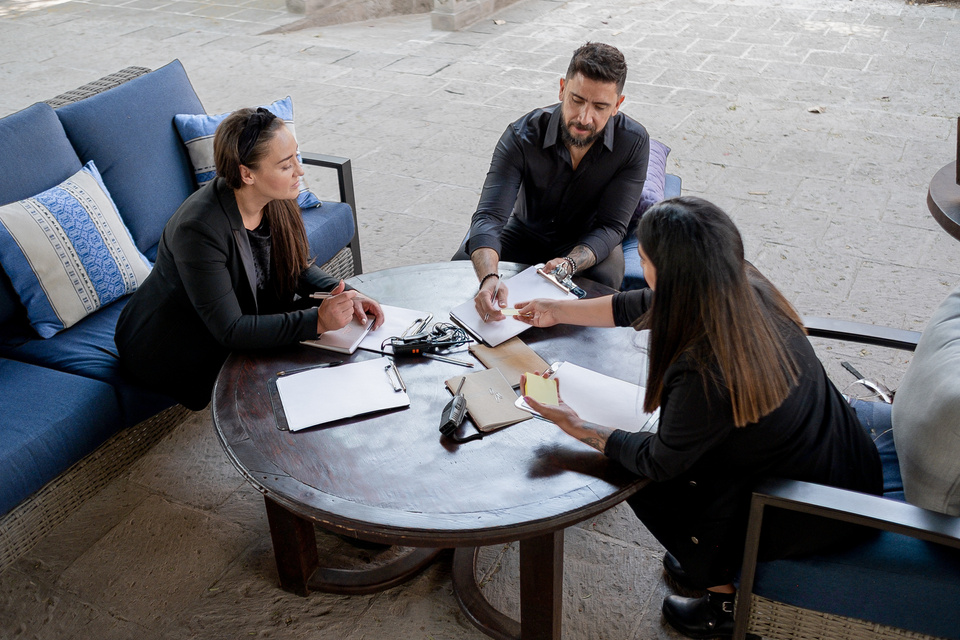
543, 103, 617, 152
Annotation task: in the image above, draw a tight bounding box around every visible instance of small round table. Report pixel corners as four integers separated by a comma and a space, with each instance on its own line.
928, 161, 960, 241
213, 261, 650, 640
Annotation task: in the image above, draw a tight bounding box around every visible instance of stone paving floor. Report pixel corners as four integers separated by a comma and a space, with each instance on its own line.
1, 0, 959, 637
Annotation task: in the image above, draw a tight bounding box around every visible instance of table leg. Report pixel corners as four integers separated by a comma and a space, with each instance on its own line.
264, 495, 319, 597
520, 530, 563, 640
263, 495, 442, 597
452, 529, 564, 640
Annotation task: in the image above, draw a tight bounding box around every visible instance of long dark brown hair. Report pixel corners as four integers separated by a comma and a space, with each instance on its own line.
636, 197, 804, 427
213, 108, 311, 297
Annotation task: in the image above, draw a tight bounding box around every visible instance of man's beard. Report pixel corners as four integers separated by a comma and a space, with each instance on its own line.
560, 118, 601, 148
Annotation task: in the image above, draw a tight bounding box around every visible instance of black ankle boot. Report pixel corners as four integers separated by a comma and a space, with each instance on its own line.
662, 591, 735, 639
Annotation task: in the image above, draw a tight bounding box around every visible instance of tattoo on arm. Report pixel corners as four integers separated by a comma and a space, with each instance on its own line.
577, 421, 612, 453
567, 245, 597, 271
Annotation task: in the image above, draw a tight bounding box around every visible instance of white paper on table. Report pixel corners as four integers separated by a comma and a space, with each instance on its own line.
275, 357, 410, 431
515, 361, 659, 433
448, 264, 577, 347
357, 304, 433, 353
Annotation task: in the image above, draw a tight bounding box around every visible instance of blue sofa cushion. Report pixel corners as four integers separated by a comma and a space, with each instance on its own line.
622, 172, 682, 291
302, 201, 355, 266
0, 102, 82, 329
0, 297, 174, 426
0, 161, 152, 338
0, 358, 123, 516
754, 531, 960, 639
173, 95, 321, 210
55, 60, 204, 259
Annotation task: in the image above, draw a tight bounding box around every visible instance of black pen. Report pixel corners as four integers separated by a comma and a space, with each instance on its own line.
276, 360, 344, 377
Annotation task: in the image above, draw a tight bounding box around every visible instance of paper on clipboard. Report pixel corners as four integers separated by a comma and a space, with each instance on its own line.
275, 357, 409, 431
448, 264, 577, 347
515, 362, 659, 434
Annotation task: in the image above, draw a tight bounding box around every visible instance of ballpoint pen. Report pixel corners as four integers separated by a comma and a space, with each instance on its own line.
276, 360, 344, 377
483, 276, 502, 322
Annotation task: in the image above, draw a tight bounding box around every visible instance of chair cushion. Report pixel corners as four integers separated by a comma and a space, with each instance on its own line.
754, 530, 960, 639
0, 297, 174, 426
302, 201, 356, 266
0, 358, 123, 516
892, 285, 960, 516
0, 161, 152, 338
173, 96, 321, 209
0, 102, 83, 329
55, 60, 204, 256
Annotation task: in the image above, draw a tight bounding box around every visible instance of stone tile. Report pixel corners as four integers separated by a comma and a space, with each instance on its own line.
57, 496, 251, 629
384, 55, 454, 76
126, 409, 247, 510
803, 49, 871, 71
0, 567, 103, 640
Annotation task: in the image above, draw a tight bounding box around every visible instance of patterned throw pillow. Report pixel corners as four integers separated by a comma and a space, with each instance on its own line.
174, 96, 321, 209
0, 161, 152, 338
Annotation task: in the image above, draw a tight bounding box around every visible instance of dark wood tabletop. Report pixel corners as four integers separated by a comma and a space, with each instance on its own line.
928, 161, 960, 241
213, 261, 651, 639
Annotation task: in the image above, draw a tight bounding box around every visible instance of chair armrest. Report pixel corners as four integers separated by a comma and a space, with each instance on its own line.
301, 151, 362, 274
733, 478, 960, 639
750, 477, 960, 547
802, 316, 921, 351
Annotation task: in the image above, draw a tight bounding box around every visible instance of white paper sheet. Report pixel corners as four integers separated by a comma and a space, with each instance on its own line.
515, 361, 659, 433
275, 357, 410, 431
448, 265, 577, 347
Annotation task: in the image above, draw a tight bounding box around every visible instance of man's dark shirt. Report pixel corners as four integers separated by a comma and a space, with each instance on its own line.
467, 103, 649, 263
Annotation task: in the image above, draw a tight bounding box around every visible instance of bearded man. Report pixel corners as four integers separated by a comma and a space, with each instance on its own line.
454, 42, 650, 317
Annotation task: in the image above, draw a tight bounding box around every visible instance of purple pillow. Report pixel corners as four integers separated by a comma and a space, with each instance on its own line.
634, 138, 671, 220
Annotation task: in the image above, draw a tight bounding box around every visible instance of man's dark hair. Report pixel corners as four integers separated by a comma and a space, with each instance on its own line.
565, 42, 628, 94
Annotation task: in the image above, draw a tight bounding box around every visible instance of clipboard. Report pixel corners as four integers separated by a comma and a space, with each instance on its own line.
271, 357, 410, 431
448, 264, 578, 347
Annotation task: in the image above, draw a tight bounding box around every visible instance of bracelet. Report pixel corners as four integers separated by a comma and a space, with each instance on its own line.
563, 256, 577, 276
479, 272, 500, 288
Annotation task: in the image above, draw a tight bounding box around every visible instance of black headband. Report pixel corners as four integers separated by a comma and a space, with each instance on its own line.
237, 107, 278, 166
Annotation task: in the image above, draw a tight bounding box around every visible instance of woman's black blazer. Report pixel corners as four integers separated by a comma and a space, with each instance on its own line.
116, 178, 341, 409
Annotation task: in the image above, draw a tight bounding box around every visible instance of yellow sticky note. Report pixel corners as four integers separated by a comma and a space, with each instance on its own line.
523, 373, 559, 406
501, 308, 521, 316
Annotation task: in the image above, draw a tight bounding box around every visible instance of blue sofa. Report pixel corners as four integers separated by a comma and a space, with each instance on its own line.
0, 61, 361, 570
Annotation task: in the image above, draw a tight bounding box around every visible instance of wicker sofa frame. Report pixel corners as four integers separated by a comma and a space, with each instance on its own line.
0, 66, 362, 575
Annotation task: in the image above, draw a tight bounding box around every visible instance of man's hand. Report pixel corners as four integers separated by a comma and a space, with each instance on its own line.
474, 277, 509, 322
512, 299, 560, 327
543, 257, 569, 274
316, 280, 358, 334
353, 293, 385, 330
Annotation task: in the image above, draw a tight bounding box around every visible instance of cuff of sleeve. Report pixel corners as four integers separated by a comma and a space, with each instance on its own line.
466, 233, 501, 256
604, 429, 629, 459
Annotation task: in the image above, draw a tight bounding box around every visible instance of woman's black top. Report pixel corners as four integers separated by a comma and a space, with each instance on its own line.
605, 287, 882, 500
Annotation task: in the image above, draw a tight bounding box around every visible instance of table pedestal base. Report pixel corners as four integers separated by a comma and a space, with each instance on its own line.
452, 530, 564, 640
264, 496, 441, 596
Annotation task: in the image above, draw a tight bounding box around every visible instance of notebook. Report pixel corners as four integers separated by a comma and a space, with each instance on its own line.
301, 316, 374, 354
448, 265, 577, 347
445, 368, 530, 432
468, 337, 549, 388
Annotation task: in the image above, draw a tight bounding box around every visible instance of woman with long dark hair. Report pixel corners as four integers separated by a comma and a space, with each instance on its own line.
516, 197, 881, 638
116, 107, 382, 410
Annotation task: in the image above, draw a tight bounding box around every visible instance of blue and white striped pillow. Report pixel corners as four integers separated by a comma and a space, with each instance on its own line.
0, 161, 152, 338
174, 96, 321, 209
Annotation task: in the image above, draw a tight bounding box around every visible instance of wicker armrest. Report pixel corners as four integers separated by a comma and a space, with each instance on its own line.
301, 151, 361, 274
802, 316, 921, 351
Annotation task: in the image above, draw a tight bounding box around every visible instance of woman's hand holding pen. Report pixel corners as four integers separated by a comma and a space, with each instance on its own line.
316, 281, 358, 333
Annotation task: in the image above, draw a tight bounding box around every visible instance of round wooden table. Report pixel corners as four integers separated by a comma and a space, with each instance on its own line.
213, 261, 650, 640
928, 161, 960, 241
